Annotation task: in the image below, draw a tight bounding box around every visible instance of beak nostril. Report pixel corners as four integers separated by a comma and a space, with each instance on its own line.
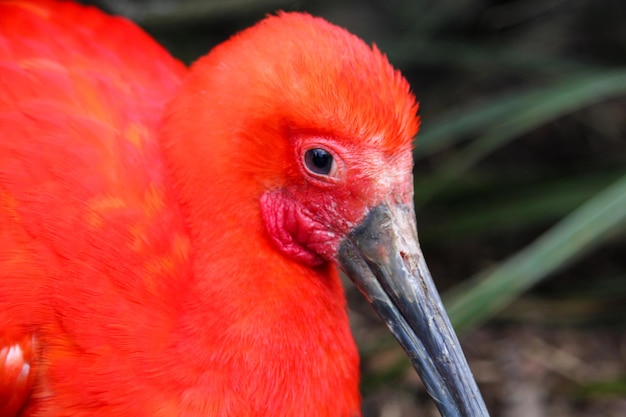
400, 251, 409, 264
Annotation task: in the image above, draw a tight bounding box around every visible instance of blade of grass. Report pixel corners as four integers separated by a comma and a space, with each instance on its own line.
418, 169, 625, 241
414, 70, 626, 159
443, 173, 626, 335
416, 70, 626, 204
388, 38, 589, 77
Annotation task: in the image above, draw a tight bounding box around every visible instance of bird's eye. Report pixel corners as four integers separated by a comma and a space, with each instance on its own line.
304, 148, 336, 177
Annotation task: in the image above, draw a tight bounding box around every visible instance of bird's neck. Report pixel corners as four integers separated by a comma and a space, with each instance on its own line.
158, 65, 361, 414
164, 182, 361, 416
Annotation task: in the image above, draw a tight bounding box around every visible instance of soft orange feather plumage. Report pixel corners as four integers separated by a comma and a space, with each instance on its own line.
0, 1, 489, 417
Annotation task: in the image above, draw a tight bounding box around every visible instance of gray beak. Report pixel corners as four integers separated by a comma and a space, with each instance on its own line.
337, 202, 489, 417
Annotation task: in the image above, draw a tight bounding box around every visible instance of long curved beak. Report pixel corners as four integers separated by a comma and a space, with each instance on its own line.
337, 202, 489, 417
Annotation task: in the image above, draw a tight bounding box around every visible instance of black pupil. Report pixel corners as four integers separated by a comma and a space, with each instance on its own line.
305, 148, 333, 175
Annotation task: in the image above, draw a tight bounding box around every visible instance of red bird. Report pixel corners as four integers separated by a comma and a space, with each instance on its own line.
0, 1, 488, 416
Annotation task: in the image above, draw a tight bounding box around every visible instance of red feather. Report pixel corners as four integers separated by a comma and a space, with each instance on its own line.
1, 1, 418, 416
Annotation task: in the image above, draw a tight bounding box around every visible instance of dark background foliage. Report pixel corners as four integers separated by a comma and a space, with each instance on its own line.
81, 0, 626, 415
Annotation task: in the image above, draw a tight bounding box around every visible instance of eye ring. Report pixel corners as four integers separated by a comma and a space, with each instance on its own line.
304, 148, 338, 177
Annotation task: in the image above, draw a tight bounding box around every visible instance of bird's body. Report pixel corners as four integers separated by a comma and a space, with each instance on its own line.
0, 2, 361, 415
1, 1, 489, 417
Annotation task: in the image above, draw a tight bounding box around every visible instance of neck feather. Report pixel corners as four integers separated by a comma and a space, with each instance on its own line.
159, 85, 361, 417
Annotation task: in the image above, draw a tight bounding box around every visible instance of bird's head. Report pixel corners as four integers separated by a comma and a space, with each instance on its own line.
163, 12, 488, 417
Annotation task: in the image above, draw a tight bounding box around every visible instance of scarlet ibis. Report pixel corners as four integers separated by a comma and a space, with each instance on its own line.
0, 1, 489, 416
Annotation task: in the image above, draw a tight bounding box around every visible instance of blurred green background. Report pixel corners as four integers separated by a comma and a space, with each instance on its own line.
84, 0, 626, 415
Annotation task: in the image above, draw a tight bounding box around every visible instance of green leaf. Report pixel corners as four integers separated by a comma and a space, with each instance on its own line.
415, 70, 626, 159
444, 173, 626, 334
418, 170, 625, 241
